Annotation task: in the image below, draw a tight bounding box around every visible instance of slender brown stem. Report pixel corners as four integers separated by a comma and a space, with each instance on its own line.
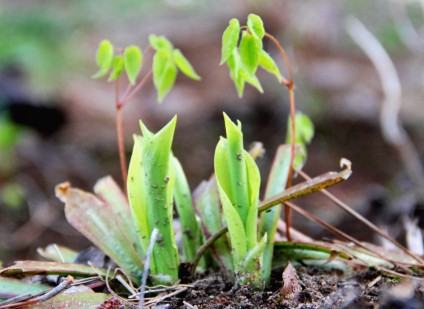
116, 107, 127, 191
264, 32, 296, 241
114, 78, 128, 191
114, 47, 154, 191
121, 70, 153, 108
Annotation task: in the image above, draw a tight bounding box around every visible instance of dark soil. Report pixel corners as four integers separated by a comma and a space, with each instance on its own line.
137, 267, 423, 309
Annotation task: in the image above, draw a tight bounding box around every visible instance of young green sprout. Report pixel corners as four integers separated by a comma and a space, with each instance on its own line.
92, 36, 201, 188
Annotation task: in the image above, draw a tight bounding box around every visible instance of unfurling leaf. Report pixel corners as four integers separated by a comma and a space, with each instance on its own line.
92, 40, 114, 79
220, 18, 240, 65
108, 55, 124, 82
153, 49, 177, 103
239, 31, 261, 74
124, 45, 143, 85
247, 14, 265, 39
149, 34, 173, 51
259, 50, 282, 81
173, 49, 201, 80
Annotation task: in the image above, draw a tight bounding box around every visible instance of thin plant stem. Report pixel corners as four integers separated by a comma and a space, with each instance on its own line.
114, 46, 154, 190
264, 32, 296, 241
122, 69, 153, 108
114, 78, 128, 191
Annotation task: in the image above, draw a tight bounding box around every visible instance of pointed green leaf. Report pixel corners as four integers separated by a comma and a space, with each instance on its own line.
173, 156, 202, 262
221, 18, 240, 65
142, 117, 179, 284
149, 34, 173, 51
239, 31, 261, 74
124, 45, 143, 85
107, 55, 124, 82
128, 117, 180, 285
153, 49, 177, 103
259, 144, 291, 284
259, 50, 282, 81
173, 49, 201, 80
215, 144, 247, 266
92, 40, 114, 79
127, 136, 150, 254
244, 150, 261, 250
228, 50, 245, 97
247, 14, 265, 39
193, 178, 234, 274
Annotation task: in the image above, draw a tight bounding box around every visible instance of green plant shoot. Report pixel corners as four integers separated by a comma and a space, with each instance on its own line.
127, 117, 179, 285
214, 113, 265, 287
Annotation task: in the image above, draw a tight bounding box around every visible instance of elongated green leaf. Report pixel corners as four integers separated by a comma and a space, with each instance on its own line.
193, 178, 234, 274
127, 117, 179, 285
220, 114, 250, 223
37, 244, 78, 263
173, 49, 201, 80
108, 55, 124, 82
124, 45, 143, 85
0, 261, 107, 277
55, 183, 143, 282
214, 114, 262, 282
92, 40, 114, 79
258, 50, 282, 81
31, 292, 111, 309
128, 136, 150, 257
149, 34, 173, 51
228, 50, 245, 97
244, 151, 261, 250
153, 49, 177, 103
173, 156, 202, 262
239, 31, 261, 74
215, 167, 247, 267
259, 145, 291, 284
0, 277, 49, 298
247, 14, 265, 39
220, 18, 240, 65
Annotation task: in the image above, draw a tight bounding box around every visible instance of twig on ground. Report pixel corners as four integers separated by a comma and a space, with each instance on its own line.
297, 169, 424, 265
139, 227, 159, 309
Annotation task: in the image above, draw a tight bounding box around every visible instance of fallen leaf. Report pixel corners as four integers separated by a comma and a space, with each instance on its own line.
279, 262, 302, 301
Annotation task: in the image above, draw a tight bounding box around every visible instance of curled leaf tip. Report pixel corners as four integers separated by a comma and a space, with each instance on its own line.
340, 158, 352, 170
55, 182, 71, 202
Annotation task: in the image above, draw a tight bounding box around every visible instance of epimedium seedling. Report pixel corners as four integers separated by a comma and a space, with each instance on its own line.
54, 14, 350, 291
89, 14, 315, 288
92, 35, 201, 188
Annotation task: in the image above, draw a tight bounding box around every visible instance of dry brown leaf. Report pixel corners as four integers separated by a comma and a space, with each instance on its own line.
279, 262, 302, 301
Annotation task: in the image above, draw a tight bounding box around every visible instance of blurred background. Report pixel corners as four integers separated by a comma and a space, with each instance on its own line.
1, 0, 424, 263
